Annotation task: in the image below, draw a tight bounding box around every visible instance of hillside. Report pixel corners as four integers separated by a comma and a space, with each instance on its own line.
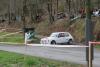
35, 17, 100, 42
0, 0, 100, 42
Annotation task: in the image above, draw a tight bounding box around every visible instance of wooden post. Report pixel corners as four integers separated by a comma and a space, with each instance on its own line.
85, 0, 93, 67
89, 42, 93, 67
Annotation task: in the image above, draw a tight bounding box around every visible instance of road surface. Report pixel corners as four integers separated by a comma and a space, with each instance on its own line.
0, 44, 100, 67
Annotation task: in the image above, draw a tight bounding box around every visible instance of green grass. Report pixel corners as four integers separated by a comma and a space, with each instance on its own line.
95, 45, 100, 49
0, 50, 84, 67
0, 37, 24, 43
0, 32, 24, 43
0, 32, 9, 36
0, 32, 40, 44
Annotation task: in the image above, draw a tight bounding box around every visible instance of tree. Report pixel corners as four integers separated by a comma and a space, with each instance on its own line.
22, 0, 27, 28
65, 0, 71, 19
97, 0, 100, 9
47, 0, 54, 24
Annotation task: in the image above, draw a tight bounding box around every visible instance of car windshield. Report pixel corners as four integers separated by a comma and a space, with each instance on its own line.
50, 33, 58, 37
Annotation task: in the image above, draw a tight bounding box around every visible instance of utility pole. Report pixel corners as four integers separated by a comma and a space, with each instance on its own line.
85, 0, 94, 67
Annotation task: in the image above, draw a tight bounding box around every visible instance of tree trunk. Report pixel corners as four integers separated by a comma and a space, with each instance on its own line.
47, 0, 54, 24
66, 0, 71, 20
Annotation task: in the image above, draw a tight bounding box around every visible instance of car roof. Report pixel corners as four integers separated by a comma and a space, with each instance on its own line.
52, 32, 69, 34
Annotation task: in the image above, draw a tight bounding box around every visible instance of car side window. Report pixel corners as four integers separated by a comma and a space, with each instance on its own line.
65, 33, 69, 37
58, 33, 65, 37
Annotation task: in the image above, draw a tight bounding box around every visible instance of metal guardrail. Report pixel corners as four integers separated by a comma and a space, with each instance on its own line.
27, 44, 89, 48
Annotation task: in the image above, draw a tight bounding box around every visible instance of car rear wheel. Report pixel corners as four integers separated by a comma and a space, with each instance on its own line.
51, 41, 56, 45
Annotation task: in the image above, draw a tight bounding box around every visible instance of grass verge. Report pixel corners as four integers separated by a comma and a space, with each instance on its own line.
95, 45, 100, 49
0, 32, 40, 44
0, 32, 24, 43
0, 50, 84, 67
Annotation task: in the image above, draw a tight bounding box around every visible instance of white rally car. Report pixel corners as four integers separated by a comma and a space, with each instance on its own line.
40, 32, 74, 44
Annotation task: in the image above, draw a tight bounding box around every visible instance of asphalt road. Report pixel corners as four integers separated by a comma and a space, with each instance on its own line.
0, 44, 100, 67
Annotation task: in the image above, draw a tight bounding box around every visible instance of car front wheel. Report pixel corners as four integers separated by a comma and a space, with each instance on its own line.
68, 39, 73, 45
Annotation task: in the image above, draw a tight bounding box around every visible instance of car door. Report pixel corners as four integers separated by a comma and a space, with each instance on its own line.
57, 33, 66, 43
64, 33, 70, 43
